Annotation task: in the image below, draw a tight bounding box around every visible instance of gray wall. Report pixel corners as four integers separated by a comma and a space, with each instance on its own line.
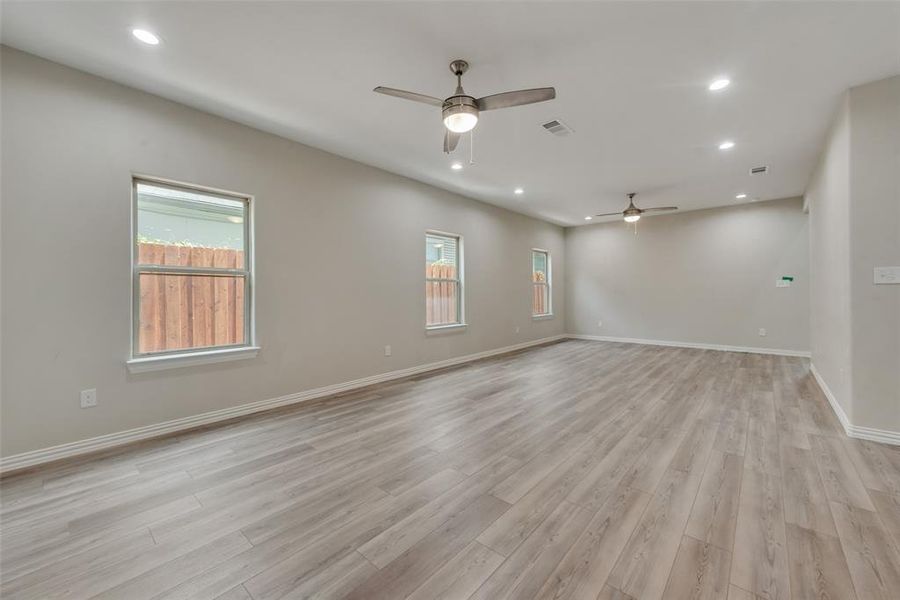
806, 96, 853, 416
0, 48, 565, 457
565, 198, 810, 353
848, 76, 900, 433
807, 74, 900, 433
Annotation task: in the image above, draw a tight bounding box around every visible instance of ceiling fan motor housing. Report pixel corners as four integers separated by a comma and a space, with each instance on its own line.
442, 95, 479, 116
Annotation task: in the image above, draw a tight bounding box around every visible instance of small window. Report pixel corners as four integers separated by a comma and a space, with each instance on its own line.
425, 232, 463, 327
132, 178, 253, 357
532, 249, 551, 317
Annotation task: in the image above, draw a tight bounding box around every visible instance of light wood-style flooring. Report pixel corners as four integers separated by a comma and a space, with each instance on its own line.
2, 340, 899, 600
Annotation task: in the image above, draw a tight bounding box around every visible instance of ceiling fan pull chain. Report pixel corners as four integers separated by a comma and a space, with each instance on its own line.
469, 129, 475, 164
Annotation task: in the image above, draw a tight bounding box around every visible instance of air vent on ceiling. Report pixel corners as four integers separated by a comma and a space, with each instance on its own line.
750, 165, 769, 175
542, 119, 574, 137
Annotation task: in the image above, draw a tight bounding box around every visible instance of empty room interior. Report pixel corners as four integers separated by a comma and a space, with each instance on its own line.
1, 2, 900, 599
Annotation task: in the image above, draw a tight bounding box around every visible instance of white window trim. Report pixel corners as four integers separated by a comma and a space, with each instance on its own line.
532, 248, 553, 319
425, 230, 465, 330
128, 174, 257, 371
126, 345, 261, 373
425, 323, 468, 334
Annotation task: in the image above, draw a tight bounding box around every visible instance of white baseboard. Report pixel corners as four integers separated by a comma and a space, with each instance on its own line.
810, 363, 900, 446
6, 335, 893, 474
0, 334, 566, 474
846, 424, 900, 446
567, 334, 811, 358
810, 363, 852, 432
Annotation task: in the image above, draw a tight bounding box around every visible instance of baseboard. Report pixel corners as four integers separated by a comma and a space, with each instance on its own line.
809, 363, 852, 434
810, 362, 900, 446
0, 334, 567, 475
846, 424, 900, 446
567, 334, 811, 358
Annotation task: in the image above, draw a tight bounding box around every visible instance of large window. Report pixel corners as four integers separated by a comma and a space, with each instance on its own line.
425, 232, 463, 328
532, 249, 552, 317
132, 177, 253, 359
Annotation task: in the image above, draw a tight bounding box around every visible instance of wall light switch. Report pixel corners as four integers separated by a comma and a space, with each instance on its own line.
874, 266, 900, 284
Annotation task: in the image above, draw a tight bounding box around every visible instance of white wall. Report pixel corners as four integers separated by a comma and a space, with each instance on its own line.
806, 74, 900, 436
0, 48, 565, 457
848, 76, 900, 433
565, 198, 810, 353
806, 96, 853, 418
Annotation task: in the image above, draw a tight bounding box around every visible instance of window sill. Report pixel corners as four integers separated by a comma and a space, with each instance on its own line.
426, 323, 468, 335
532, 314, 555, 321
127, 346, 260, 373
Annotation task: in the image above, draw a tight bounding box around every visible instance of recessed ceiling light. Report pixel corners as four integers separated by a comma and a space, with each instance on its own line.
708, 78, 730, 91
735, 193, 747, 199
584, 216, 593, 221
132, 29, 160, 45
718, 140, 735, 150
514, 188, 524, 195
451, 162, 463, 170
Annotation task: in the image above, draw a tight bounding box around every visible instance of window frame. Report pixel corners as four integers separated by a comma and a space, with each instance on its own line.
425, 230, 465, 330
127, 175, 257, 371
532, 248, 553, 318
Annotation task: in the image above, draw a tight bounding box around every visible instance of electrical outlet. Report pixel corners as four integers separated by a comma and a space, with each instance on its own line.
384, 345, 391, 357
758, 328, 767, 337
515, 326, 520, 334
597, 320, 603, 328
80, 388, 97, 408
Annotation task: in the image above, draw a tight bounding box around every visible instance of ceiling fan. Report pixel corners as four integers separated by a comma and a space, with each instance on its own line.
374, 59, 556, 153
595, 193, 678, 223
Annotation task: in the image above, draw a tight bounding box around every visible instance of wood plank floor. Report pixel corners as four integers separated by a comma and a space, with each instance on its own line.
2, 340, 899, 600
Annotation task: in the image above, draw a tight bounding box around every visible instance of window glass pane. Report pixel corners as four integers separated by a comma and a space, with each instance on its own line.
426, 280, 459, 326
138, 273, 245, 353
137, 182, 246, 268
426, 234, 457, 270
532, 251, 547, 280
425, 233, 461, 326
533, 284, 550, 315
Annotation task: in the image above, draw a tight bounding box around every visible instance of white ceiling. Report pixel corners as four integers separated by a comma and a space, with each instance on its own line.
2, 1, 899, 226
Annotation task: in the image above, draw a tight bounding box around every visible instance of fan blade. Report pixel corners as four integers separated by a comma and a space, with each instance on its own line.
476, 87, 556, 111
594, 212, 624, 217
443, 130, 460, 154
374, 87, 444, 107
641, 206, 678, 212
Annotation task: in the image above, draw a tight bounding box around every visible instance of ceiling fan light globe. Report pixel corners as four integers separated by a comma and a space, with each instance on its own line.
443, 112, 478, 133
442, 99, 479, 133
624, 214, 641, 223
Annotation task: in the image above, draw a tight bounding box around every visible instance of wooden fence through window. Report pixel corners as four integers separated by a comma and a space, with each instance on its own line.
137, 243, 245, 354
533, 272, 548, 315
425, 263, 458, 326
138, 248, 543, 351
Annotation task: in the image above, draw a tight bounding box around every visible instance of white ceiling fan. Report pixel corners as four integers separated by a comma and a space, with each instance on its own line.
374, 59, 556, 153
